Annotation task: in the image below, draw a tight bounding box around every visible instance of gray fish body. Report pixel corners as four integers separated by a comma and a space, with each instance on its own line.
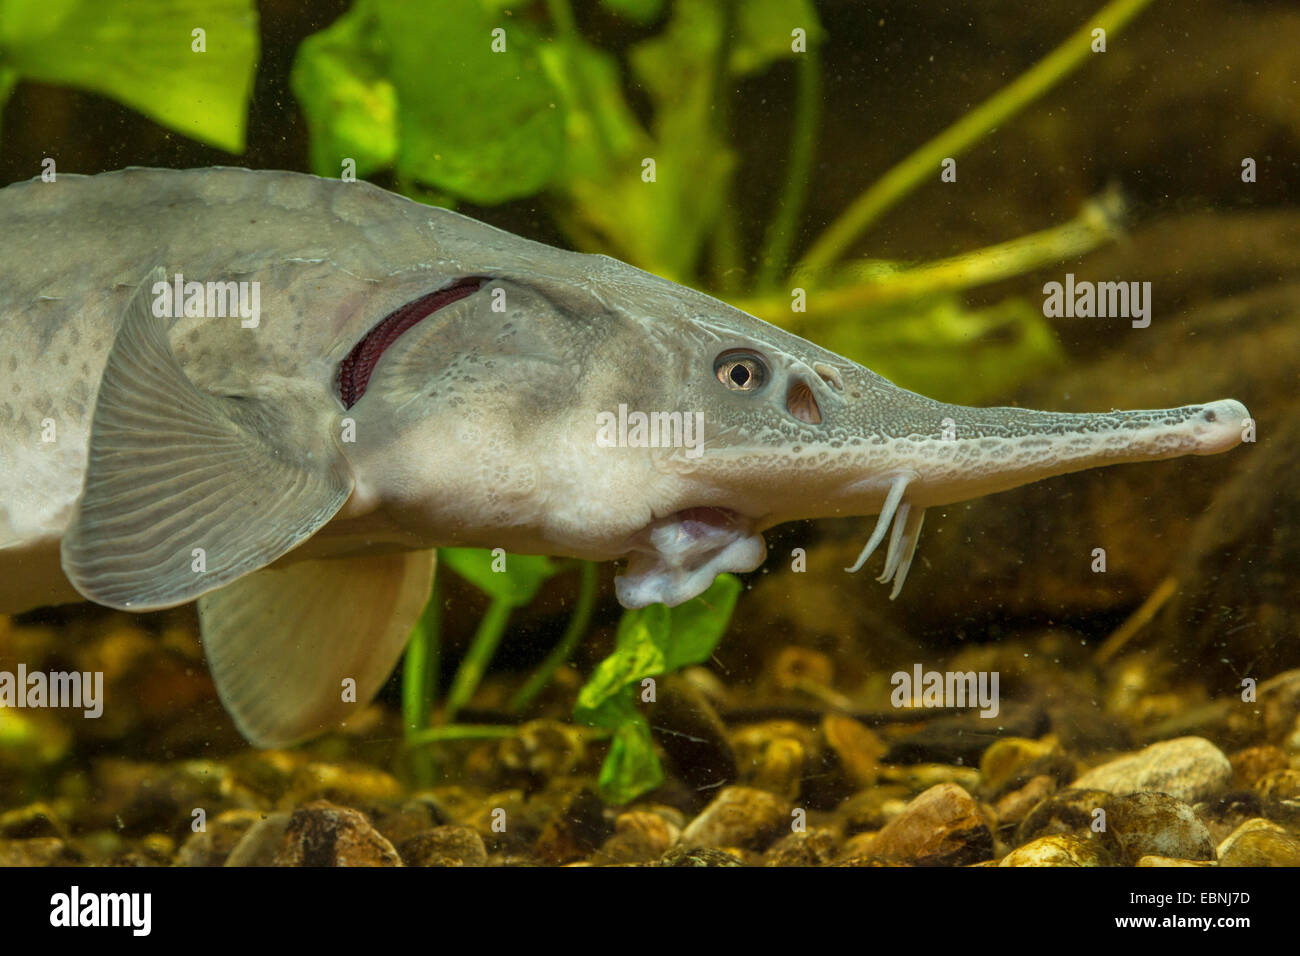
0, 167, 1250, 746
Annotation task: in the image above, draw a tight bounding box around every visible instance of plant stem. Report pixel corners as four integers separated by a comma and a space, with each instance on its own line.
544, 0, 577, 37
444, 598, 513, 721
405, 724, 519, 748
756, 45, 822, 290
797, 0, 1156, 274
401, 575, 442, 786
735, 187, 1122, 325
508, 560, 598, 713
707, 0, 743, 290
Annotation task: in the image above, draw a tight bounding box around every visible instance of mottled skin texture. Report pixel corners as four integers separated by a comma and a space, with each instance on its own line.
0, 167, 1252, 744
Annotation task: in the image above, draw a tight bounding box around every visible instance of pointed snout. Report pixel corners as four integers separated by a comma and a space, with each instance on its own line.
1189, 398, 1251, 454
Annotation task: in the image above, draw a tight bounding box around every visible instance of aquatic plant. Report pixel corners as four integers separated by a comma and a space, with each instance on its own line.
0, 0, 257, 151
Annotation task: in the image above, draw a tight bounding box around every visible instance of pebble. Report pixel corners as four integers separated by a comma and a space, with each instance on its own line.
1253, 768, 1300, 824
399, 825, 487, 867
655, 845, 744, 867
763, 828, 840, 867
175, 808, 265, 867
836, 785, 912, 833
272, 801, 402, 866
494, 720, 589, 788
680, 786, 791, 851
732, 721, 815, 801
1229, 745, 1290, 788
869, 783, 994, 867
821, 715, 886, 790
0, 801, 67, 840
597, 810, 679, 864
1258, 670, 1300, 740
1017, 788, 1114, 845
979, 736, 1072, 800
224, 812, 292, 866
998, 834, 1110, 867
0, 837, 78, 866
1071, 736, 1231, 803
1217, 817, 1300, 866
994, 775, 1057, 828
535, 787, 610, 864
1136, 855, 1216, 866
1101, 791, 1215, 865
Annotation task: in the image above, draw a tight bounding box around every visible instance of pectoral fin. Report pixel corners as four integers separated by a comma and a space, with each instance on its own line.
61, 268, 353, 610
197, 550, 436, 747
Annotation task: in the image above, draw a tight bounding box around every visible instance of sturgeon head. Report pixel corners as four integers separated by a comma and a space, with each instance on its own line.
340, 251, 1250, 610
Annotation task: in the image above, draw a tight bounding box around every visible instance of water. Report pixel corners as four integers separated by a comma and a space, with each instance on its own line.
0, 0, 1296, 873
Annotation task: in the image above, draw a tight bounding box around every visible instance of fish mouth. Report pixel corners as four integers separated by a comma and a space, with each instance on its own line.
614, 506, 766, 608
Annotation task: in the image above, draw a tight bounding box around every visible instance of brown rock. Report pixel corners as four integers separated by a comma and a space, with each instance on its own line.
0, 801, 67, 840
995, 775, 1057, 828
1136, 855, 1216, 867
821, 715, 886, 790
176, 808, 264, 867
655, 845, 744, 867
869, 783, 994, 867
764, 828, 840, 867
1016, 788, 1114, 845
1072, 737, 1232, 803
1217, 818, 1300, 867
1101, 791, 1215, 865
400, 825, 487, 867
1230, 745, 1290, 788
0, 837, 78, 866
998, 835, 1110, 867
224, 812, 291, 867
272, 801, 402, 867
535, 787, 610, 864
680, 786, 791, 851
598, 810, 678, 864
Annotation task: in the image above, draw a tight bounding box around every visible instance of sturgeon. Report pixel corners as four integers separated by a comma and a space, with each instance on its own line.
0, 167, 1250, 746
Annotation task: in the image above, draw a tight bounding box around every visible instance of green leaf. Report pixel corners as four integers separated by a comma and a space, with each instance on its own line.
575, 576, 740, 804
373, 0, 564, 203
597, 702, 663, 804
439, 548, 558, 607
290, 0, 397, 179
0, 0, 258, 153
575, 611, 667, 716
730, 0, 824, 76
661, 572, 741, 670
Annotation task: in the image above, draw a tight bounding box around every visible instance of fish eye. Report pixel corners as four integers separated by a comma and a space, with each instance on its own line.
714, 350, 767, 391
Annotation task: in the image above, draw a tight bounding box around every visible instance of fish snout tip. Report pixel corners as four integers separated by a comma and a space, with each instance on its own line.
1193, 398, 1252, 454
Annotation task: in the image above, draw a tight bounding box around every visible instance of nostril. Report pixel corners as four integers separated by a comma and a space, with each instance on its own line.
788, 381, 822, 424
1204, 409, 1217, 422
813, 362, 844, 391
